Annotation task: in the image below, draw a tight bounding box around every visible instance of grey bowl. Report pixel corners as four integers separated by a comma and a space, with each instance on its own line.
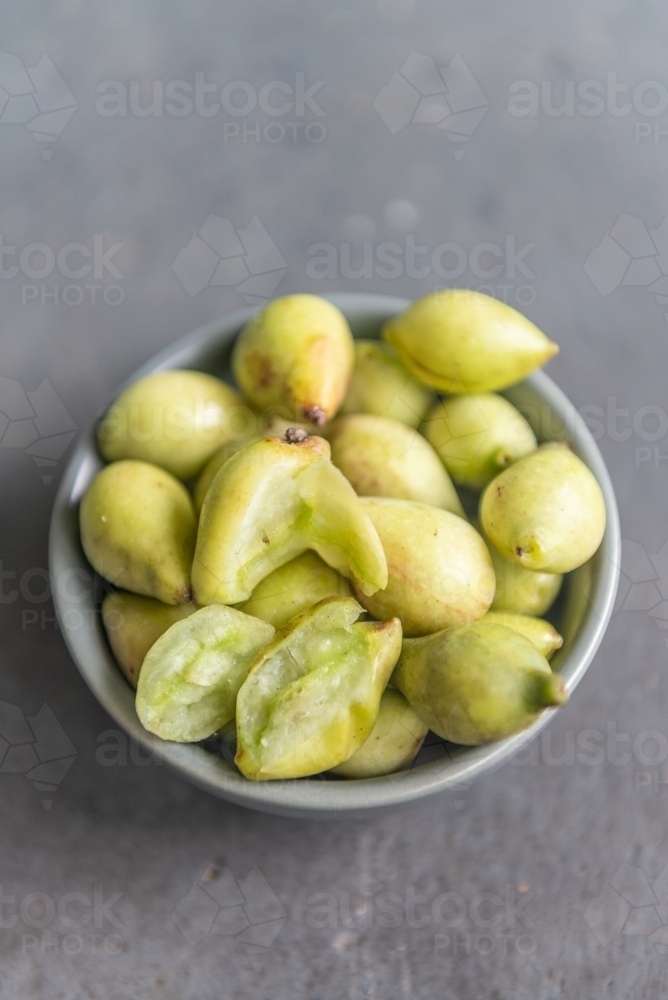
49, 293, 620, 819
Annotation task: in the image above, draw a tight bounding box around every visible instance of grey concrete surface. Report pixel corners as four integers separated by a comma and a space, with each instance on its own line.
0, 1, 667, 996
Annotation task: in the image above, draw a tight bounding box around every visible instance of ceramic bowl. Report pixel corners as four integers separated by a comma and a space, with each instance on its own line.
49, 294, 620, 819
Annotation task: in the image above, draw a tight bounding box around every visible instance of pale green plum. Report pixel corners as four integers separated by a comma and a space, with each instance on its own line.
235, 597, 402, 780
486, 534, 562, 616
80, 460, 196, 604
480, 443, 606, 573
136, 605, 275, 742
193, 435, 261, 514
331, 689, 427, 778
352, 498, 495, 637
232, 294, 354, 425
422, 393, 537, 490
393, 622, 568, 745
238, 551, 351, 629
97, 370, 244, 480
340, 340, 434, 427
193, 415, 315, 514
192, 433, 387, 605
481, 611, 563, 659
326, 414, 463, 514
102, 591, 195, 687
383, 290, 558, 393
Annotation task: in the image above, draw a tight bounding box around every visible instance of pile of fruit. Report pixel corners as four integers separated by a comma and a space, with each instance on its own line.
79, 291, 606, 781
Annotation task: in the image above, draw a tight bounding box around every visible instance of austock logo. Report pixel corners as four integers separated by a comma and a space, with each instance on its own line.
171, 215, 287, 302
584, 213, 668, 319
615, 538, 668, 643
373, 52, 489, 159
0, 52, 76, 160
0, 232, 126, 307
0, 702, 76, 809
0, 377, 76, 484
172, 864, 286, 969
94, 72, 326, 145
585, 861, 668, 948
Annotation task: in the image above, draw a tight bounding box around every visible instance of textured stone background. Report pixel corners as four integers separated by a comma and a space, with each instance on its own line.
0, 1, 667, 997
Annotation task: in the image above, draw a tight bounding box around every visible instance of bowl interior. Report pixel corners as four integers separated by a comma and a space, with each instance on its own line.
49, 294, 620, 819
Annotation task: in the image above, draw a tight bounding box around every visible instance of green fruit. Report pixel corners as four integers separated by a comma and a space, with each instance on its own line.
331, 689, 427, 778
102, 591, 195, 687
193, 435, 261, 515
97, 370, 243, 480
232, 294, 355, 425
480, 444, 606, 573
326, 414, 463, 514
481, 611, 563, 659
352, 498, 495, 637
422, 393, 537, 490
192, 433, 387, 605
393, 622, 568, 745
383, 290, 558, 393
340, 340, 433, 427
80, 460, 196, 604
135, 605, 275, 742
193, 416, 315, 514
235, 597, 402, 780
238, 551, 351, 629
486, 533, 562, 616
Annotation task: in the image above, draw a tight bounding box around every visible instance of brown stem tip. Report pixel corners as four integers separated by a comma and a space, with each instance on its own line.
285, 427, 309, 444
302, 405, 326, 426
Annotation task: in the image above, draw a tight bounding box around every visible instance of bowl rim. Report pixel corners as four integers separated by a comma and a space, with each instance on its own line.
49, 293, 621, 819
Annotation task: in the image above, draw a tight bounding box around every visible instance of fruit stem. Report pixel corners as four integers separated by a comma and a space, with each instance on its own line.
285, 427, 309, 444
533, 672, 569, 708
